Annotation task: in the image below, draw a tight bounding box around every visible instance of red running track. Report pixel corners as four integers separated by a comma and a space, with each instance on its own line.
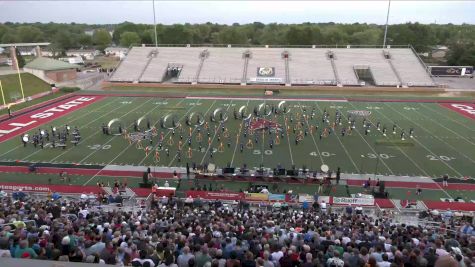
423, 201, 475, 212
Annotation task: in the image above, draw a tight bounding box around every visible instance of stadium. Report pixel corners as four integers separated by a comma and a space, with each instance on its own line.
0, 1, 475, 267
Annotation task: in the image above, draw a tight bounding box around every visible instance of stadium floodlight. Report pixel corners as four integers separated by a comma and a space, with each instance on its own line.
152, 0, 158, 47
383, 0, 391, 49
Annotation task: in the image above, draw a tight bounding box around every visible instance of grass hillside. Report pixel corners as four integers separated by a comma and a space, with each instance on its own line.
0, 73, 51, 104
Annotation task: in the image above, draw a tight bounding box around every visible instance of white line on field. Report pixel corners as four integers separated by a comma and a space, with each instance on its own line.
383, 103, 464, 177
0, 97, 118, 159
78, 98, 156, 165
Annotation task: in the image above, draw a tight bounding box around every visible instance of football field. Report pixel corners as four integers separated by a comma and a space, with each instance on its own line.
0, 95, 474, 179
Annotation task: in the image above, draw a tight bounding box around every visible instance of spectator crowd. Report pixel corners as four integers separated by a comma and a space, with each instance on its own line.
0, 194, 474, 267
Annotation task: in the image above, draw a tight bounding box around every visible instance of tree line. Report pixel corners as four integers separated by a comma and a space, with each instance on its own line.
0, 22, 473, 66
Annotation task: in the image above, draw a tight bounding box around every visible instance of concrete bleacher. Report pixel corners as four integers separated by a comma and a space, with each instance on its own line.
331, 49, 399, 86
141, 47, 203, 83
198, 48, 246, 84
111, 46, 435, 87
338, 49, 399, 86
110, 47, 155, 82
389, 48, 435, 86
287, 48, 336, 85
246, 48, 286, 84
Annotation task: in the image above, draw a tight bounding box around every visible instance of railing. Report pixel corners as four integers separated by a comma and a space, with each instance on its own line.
138, 44, 412, 49
409, 44, 436, 84
386, 56, 404, 86
137, 52, 156, 82
329, 58, 341, 85
284, 56, 290, 85
241, 56, 249, 84
108, 47, 131, 81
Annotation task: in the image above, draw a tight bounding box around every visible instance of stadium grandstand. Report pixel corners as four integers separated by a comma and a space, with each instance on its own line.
109, 45, 436, 87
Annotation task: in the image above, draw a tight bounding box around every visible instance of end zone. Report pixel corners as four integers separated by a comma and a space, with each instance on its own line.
440, 103, 475, 120
0, 96, 104, 143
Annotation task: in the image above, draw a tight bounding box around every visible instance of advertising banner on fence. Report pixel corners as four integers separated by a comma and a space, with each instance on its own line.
298, 194, 316, 203
332, 197, 375, 206
186, 190, 243, 201
269, 194, 286, 201
430, 66, 473, 77
0, 182, 102, 194
245, 193, 269, 201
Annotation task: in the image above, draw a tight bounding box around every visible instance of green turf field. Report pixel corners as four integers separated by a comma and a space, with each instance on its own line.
0, 96, 474, 179
0, 73, 52, 103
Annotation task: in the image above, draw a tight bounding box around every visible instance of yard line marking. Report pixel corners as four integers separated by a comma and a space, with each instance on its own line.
435, 180, 454, 199
103, 98, 189, 168
298, 102, 324, 166
200, 100, 233, 165
166, 100, 217, 167
332, 101, 394, 175
345, 101, 429, 177
81, 98, 170, 186
422, 103, 475, 133
78, 98, 156, 165
383, 103, 464, 177
47, 98, 157, 163
391, 103, 475, 165
230, 100, 250, 167
416, 103, 475, 148
36, 100, 129, 162
283, 111, 295, 166
261, 100, 266, 166
0, 97, 119, 159
138, 99, 203, 166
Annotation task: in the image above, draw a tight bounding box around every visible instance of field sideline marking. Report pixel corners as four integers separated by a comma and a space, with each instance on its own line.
422, 103, 475, 133
138, 99, 203, 166
230, 100, 250, 167
78, 98, 156, 165
345, 101, 429, 177
332, 102, 394, 176
166, 100, 217, 167
383, 103, 464, 177
0, 97, 117, 159
47, 98, 155, 163
200, 100, 233, 165
81, 98, 172, 186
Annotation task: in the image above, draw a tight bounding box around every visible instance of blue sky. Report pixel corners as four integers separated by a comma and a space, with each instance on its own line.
0, 1, 474, 25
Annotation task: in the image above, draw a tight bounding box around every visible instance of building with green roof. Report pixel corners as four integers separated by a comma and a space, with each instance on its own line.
24, 57, 78, 83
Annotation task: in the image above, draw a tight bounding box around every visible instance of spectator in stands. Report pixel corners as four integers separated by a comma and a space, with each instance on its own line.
0, 189, 474, 267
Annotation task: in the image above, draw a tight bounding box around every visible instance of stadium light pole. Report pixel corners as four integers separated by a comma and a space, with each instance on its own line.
152, 0, 158, 47
383, 0, 391, 49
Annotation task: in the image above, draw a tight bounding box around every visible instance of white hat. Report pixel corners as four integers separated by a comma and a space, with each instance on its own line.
61, 236, 70, 245
451, 247, 462, 255
61, 206, 66, 211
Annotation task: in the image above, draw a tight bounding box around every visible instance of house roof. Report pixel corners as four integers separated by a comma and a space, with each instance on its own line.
105, 47, 128, 51
25, 57, 77, 71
